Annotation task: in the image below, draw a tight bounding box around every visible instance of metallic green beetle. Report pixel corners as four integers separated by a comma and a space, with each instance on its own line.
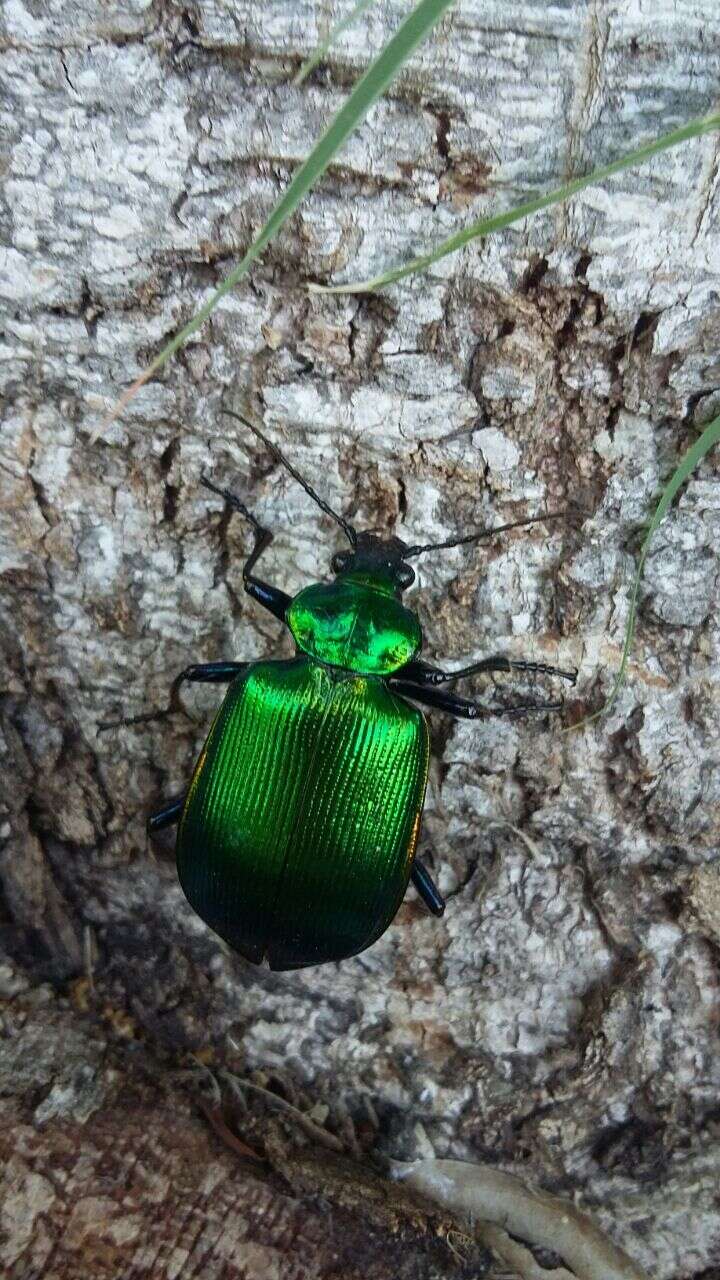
143, 412, 575, 970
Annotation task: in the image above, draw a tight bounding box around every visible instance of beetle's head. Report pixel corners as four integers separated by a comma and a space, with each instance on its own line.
330, 531, 415, 595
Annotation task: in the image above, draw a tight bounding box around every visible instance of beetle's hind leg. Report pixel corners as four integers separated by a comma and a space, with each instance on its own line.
148, 794, 185, 834
98, 660, 249, 733
411, 858, 446, 917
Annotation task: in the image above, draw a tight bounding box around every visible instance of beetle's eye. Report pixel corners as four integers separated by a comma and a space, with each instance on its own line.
397, 565, 415, 590
332, 552, 349, 574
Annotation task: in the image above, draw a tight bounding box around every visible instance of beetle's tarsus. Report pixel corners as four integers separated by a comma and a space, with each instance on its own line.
98, 661, 248, 736
402, 656, 577, 687
97, 705, 176, 734
201, 473, 265, 537
389, 680, 565, 722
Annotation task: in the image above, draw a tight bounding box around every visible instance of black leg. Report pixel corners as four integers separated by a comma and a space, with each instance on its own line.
390, 680, 563, 720
176, 661, 249, 686
148, 795, 185, 835
98, 660, 249, 733
411, 858, 445, 917
245, 572, 291, 623
200, 476, 291, 624
400, 656, 577, 687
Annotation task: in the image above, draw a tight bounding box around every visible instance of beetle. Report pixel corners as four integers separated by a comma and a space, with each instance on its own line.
114, 410, 575, 970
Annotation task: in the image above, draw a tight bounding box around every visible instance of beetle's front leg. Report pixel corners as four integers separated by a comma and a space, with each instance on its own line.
389, 680, 564, 720
200, 476, 291, 624
98, 660, 249, 732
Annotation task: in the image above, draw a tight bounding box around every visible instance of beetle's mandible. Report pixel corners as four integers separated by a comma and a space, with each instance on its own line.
110, 410, 576, 970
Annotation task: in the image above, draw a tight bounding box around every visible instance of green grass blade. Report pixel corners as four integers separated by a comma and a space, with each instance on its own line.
295, 0, 379, 85
573, 412, 720, 730
310, 111, 720, 294
100, 0, 455, 433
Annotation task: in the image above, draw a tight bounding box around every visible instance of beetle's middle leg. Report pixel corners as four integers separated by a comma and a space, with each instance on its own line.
389, 681, 564, 720
98, 660, 248, 732
200, 475, 291, 624
400, 656, 577, 687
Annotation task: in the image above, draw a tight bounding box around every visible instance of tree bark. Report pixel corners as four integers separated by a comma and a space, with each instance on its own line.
1, 3, 719, 1277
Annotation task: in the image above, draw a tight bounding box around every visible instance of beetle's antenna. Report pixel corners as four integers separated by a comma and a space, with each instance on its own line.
222, 408, 357, 547
404, 510, 571, 557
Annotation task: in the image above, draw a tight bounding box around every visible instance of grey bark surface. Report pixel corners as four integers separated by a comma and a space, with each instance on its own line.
1, 2, 720, 1277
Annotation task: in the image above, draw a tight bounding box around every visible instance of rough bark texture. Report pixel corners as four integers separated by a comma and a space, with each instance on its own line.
1, 2, 720, 1277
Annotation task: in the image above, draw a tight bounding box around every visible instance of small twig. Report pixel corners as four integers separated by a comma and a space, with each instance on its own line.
333, 1094, 363, 1159
221, 1073, 345, 1153
187, 1057, 222, 1106
198, 1100, 264, 1163
219, 1070, 249, 1113
184, 1059, 263, 1162
486, 821, 545, 862
83, 924, 95, 992
442, 1227, 474, 1265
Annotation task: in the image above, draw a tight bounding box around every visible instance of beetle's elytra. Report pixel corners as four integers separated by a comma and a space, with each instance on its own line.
178, 656, 429, 969
121, 410, 576, 970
